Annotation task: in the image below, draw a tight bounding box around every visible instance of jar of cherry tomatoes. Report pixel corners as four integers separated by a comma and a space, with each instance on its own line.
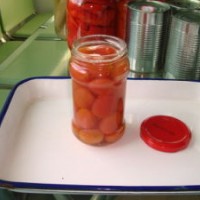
69, 35, 130, 145
66, 0, 117, 49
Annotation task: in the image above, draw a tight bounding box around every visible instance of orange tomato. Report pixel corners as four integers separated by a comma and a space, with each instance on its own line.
74, 108, 97, 129
99, 112, 122, 134
78, 129, 104, 145
117, 98, 124, 113
72, 122, 80, 137
92, 95, 117, 118
73, 86, 95, 109
78, 44, 117, 55
89, 78, 114, 95
104, 124, 125, 143
111, 58, 129, 81
70, 61, 90, 82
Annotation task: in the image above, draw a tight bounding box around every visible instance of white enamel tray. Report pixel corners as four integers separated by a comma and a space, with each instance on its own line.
0, 77, 200, 194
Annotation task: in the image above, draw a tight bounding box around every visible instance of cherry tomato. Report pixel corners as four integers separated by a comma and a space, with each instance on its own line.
78, 44, 117, 55
111, 58, 129, 81
92, 95, 118, 118
104, 124, 125, 143
89, 78, 114, 95
73, 86, 95, 109
74, 109, 97, 129
99, 112, 122, 134
78, 129, 104, 145
70, 61, 90, 82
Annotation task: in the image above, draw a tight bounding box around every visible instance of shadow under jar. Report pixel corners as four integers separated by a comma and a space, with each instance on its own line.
69, 35, 130, 146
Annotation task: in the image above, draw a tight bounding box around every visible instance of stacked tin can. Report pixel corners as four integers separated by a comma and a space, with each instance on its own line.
167, 0, 200, 13
164, 9, 200, 80
126, 1, 171, 78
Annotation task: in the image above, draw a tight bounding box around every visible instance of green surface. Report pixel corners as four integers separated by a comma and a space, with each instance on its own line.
0, 0, 35, 33
0, 40, 70, 87
0, 0, 53, 38
0, 41, 23, 63
0, 88, 10, 111
14, 13, 53, 38
36, 17, 62, 40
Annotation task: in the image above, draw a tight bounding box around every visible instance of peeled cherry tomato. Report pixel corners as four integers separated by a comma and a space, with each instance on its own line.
73, 86, 95, 109
111, 58, 130, 81
74, 109, 97, 129
78, 129, 104, 145
70, 61, 90, 82
66, 0, 117, 48
72, 122, 80, 137
89, 78, 114, 95
99, 112, 122, 134
104, 125, 125, 143
92, 95, 117, 118
79, 44, 117, 55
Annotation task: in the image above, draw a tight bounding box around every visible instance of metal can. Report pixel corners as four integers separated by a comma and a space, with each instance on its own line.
117, 0, 169, 40
164, 10, 200, 80
66, 0, 117, 49
167, 0, 200, 13
69, 35, 130, 145
126, 1, 171, 75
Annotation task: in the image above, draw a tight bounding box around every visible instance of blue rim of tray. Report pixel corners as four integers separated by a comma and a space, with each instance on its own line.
1, 76, 200, 194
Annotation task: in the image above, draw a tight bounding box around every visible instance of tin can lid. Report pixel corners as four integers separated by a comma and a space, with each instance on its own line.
140, 115, 191, 152
175, 9, 200, 25
128, 1, 170, 13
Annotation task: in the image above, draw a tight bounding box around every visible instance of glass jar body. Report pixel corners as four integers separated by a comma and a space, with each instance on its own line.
69, 35, 130, 145
67, 0, 117, 49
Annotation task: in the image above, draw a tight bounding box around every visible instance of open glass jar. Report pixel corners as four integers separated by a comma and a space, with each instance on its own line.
69, 35, 130, 145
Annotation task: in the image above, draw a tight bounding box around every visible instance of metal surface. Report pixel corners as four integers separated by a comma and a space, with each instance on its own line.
126, 1, 171, 75
168, 0, 200, 13
164, 9, 200, 80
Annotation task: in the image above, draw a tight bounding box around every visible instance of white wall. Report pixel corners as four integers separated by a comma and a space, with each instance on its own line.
33, 0, 54, 13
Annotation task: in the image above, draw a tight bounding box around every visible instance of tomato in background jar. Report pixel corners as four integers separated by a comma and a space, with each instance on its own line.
66, 0, 117, 49
69, 35, 130, 145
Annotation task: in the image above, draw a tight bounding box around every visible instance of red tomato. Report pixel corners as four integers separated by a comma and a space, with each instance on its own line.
72, 121, 80, 137
70, 61, 90, 82
89, 78, 114, 95
104, 124, 125, 143
81, 24, 115, 36
92, 95, 118, 118
80, 4, 116, 26
117, 98, 124, 113
99, 112, 122, 134
111, 58, 129, 81
78, 44, 117, 55
78, 129, 104, 145
73, 86, 95, 109
74, 109, 97, 129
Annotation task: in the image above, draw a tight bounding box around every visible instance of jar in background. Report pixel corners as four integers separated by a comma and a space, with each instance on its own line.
66, 0, 117, 49
69, 35, 130, 145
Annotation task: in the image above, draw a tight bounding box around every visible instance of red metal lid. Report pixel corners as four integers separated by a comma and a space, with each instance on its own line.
140, 115, 191, 153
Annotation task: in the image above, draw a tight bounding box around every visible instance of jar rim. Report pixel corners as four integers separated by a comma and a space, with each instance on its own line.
71, 34, 127, 63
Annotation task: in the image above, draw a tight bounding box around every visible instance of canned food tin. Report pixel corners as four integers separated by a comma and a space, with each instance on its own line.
126, 1, 171, 74
164, 10, 200, 80
168, 0, 200, 13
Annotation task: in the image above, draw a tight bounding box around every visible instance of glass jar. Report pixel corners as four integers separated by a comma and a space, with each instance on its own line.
66, 0, 118, 49
69, 35, 130, 145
